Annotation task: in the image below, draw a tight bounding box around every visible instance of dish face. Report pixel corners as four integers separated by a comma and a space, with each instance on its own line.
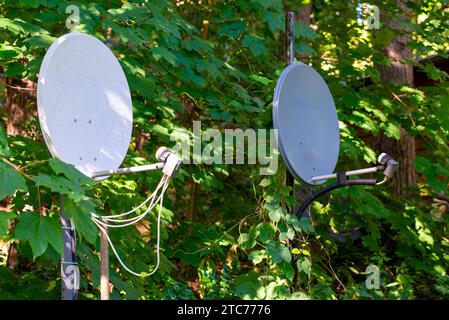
273, 62, 339, 185
37, 32, 133, 179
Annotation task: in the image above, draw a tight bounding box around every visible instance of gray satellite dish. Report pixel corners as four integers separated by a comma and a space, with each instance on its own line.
37, 32, 133, 180
273, 62, 340, 185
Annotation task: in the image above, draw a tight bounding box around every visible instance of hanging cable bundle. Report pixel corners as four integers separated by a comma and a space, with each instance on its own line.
88, 147, 181, 277
90, 174, 171, 277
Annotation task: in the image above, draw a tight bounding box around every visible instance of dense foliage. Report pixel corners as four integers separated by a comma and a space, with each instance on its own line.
0, 0, 448, 299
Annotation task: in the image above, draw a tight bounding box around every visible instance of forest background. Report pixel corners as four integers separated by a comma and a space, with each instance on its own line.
0, 0, 448, 300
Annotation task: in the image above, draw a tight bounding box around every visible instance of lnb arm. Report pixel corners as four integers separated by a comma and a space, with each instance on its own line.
296, 153, 399, 218
311, 153, 398, 183
91, 147, 181, 179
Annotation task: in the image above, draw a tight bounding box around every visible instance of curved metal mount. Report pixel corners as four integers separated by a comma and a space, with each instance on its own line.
296, 153, 399, 218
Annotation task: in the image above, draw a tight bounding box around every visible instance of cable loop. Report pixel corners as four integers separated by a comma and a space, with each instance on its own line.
90, 175, 170, 277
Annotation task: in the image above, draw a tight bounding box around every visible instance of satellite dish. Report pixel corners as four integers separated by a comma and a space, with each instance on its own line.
36, 33, 183, 296
273, 62, 340, 185
37, 32, 133, 180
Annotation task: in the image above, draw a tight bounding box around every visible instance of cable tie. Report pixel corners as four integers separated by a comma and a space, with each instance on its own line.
336, 171, 348, 185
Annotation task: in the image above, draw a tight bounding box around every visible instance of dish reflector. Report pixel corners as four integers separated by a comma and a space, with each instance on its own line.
37, 32, 133, 179
273, 62, 339, 185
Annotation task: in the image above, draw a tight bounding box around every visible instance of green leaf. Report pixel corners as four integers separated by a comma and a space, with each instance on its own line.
5, 62, 25, 77
235, 272, 264, 299
252, 0, 283, 10
250, 74, 272, 86
416, 218, 434, 246
297, 257, 312, 276
362, 234, 379, 251
0, 126, 11, 157
0, 18, 26, 35
18, 0, 47, 8
151, 47, 178, 66
291, 248, 301, 255
295, 42, 315, 57
259, 178, 270, 187
256, 222, 276, 243
186, 37, 213, 53
24, 34, 56, 49
218, 21, 245, 38
278, 222, 295, 241
384, 123, 401, 140
15, 212, 63, 258
268, 206, 284, 223
266, 240, 291, 264
287, 214, 315, 233
242, 34, 266, 56
151, 124, 170, 138
180, 66, 206, 86
127, 75, 155, 99
298, 217, 315, 233
0, 163, 28, 200
278, 262, 294, 282
48, 158, 93, 186
287, 214, 301, 231
248, 250, 266, 264
295, 23, 318, 41
34, 174, 89, 203
262, 11, 283, 32
64, 198, 97, 244
0, 212, 16, 237
0, 50, 20, 60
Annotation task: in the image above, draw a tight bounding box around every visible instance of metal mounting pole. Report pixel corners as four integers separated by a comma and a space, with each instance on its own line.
285, 11, 297, 209
100, 225, 110, 300
284, 12, 314, 218
286, 11, 295, 66
60, 195, 79, 300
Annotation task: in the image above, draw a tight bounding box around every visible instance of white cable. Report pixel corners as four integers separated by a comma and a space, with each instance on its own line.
92, 176, 167, 220
91, 176, 170, 277
92, 175, 167, 225
92, 176, 167, 228
376, 176, 389, 185
92, 186, 164, 229
91, 176, 166, 221
92, 191, 160, 228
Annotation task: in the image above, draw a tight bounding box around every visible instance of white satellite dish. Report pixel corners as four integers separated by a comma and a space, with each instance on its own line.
37, 32, 133, 180
37, 33, 183, 291
273, 62, 340, 185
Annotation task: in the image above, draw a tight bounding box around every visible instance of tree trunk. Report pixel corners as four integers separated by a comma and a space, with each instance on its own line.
5, 78, 37, 136
375, 0, 416, 195
187, 182, 200, 222
3, 77, 37, 269
296, 2, 312, 61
